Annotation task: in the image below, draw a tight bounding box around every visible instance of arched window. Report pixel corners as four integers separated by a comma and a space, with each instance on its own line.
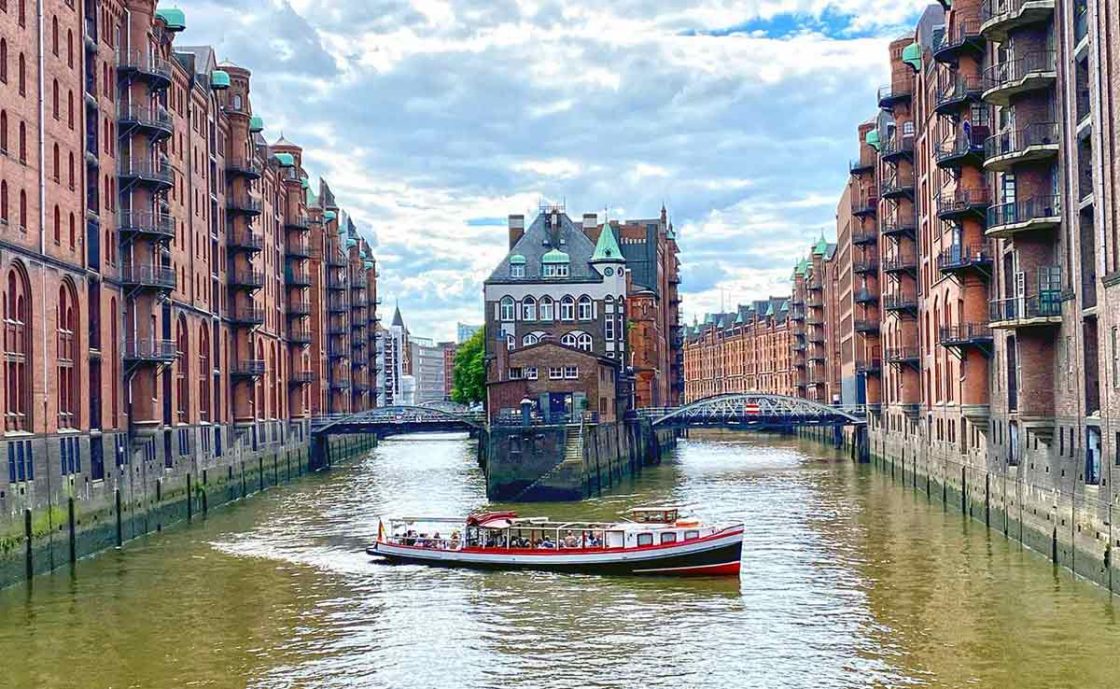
57, 282, 78, 429
560, 296, 575, 321
522, 296, 536, 321
197, 322, 212, 422
18, 53, 25, 96
68, 212, 75, 248
506, 334, 515, 351
561, 333, 578, 348
0, 182, 6, 223
18, 190, 26, 229
499, 296, 515, 321
19, 121, 26, 162
254, 340, 265, 418
176, 317, 189, 423
604, 294, 615, 313
110, 298, 119, 425
51, 16, 59, 56
67, 90, 73, 129
17, 0, 25, 27
0, 110, 6, 151
539, 296, 554, 322
67, 30, 73, 68
53, 205, 60, 243
522, 333, 538, 347
577, 295, 593, 321
577, 333, 593, 352
52, 143, 59, 180
4, 263, 32, 431
68, 151, 74, 189
0, 39, 7, 82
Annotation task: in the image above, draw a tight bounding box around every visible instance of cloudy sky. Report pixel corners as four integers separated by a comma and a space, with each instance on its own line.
177, 0, 929, 341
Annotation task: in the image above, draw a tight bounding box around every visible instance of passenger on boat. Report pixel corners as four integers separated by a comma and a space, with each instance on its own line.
562, 531, 578, 548
450, 532, 461, 550
587, 534, 602, 547
539, 536, 556, 549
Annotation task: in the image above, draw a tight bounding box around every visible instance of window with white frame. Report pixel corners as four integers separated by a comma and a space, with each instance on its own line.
523, 333, 539, 347
499, 296, 515, 321
548, 367, 564, 379
564, 366, 578, 379
561, 333, 578, 348
539, 296, 554, 322
543, 264, 569, 278
577, 296, 593, 321
577, 333, 592, 351
560, 296, 575, 321
506, 334, 515, 351
522, 296, 536, 321
605, 317, 615, 341
509, 367, 523, 379
605, 295, 615, 313
526, 367, 538, 380
511, 264, 525, 278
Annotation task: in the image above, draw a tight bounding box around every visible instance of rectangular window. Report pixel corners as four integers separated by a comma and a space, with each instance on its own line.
510, 265, 524, 278
526, 367, 538, 380
549, 367, 563, 380
564, 366, 578, 379
605, 318, 615, 341
684, 530, 700, 540
636, 533, 653, 547
660, 532, 677, 544
509, 367, 522, 380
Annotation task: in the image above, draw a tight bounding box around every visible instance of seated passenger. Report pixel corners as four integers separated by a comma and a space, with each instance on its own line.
563, 531, 578, 548
539, 536, 556, 549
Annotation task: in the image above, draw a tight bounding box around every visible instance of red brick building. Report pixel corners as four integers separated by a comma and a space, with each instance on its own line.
0, 3, 377, 507
488, 342, 624, 423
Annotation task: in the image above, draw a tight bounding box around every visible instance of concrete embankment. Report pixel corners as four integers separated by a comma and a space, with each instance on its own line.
484, 420, 676, 501
800, 425, 1120, 594
0, 434, 375, 590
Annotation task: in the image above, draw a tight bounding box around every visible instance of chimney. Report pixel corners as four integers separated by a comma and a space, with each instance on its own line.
508, 214, 525, 249
583, 213, 598, 232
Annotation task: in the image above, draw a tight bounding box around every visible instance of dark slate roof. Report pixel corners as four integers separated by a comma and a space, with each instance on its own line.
486, 212, 600, 283
618, 220, 660, 294
391, 306, 404, 328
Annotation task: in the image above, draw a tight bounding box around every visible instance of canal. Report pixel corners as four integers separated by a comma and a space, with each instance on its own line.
1, 433, 1118, 688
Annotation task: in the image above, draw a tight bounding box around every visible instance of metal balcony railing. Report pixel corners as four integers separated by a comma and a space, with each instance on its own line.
883, 293, 918, 312
121, 263, 176, 290
285, 266, 311, 286
934, 129, 987, 166
228, 232, 264, 252
228, 269, 265, 289
118, 159, 174, 186
118, 210, 175, 240
982, 51, 1056, 95
885, 347, 921, 365
882, 252, 918, 273
984, 122, 1059, 164
934, 19, 985, 63
935, 188, 991, 220
116, 49, 173, 85
939, 323, 994, 347
990, 292, 1063, 324
118, 104, 173, 135
987, 195, 1061, 233
124, 338, 177, 363
230, 306, 266, 326
227, 195, 262, 215
231, 360, 267, 377
286, 214, 312, 230
937, 244, 993, 274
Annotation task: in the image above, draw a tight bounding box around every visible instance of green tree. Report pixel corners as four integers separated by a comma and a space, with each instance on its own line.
451, 327, 486, 406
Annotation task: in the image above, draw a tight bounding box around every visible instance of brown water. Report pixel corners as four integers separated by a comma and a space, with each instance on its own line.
0, 433, 1117, 689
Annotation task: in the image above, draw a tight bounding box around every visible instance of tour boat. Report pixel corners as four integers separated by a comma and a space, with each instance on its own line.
366, 506, 744, 577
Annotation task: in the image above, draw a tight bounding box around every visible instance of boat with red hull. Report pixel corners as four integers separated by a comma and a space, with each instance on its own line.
367, 507, 743, 577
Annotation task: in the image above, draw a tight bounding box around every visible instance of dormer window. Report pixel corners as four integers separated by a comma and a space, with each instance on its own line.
509, 254, 526, 278
543, 264, 568, 278
541, 249, 570, 278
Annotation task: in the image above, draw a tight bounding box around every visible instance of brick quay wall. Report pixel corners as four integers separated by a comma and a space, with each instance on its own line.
799, 425, 1120, 594
0, 429, 377, 590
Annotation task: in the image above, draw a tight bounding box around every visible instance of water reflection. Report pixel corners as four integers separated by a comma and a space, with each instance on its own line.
0, 432, 1117, 689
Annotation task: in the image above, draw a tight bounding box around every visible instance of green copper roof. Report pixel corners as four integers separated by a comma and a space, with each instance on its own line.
249, 115, 264, 133
591, 224, 624, 262
305, 188, 318, 206
211, 70, 230, 90
717, 317, 726, 329
703, 314, 713, 325
542, 249, 570, 264
508, 254, 526, 265
780, 300, 789, 312
794, 258, 807, 276
324, 210, 337, 222
275, 152, 295, 167
734, 312, 744, 325
667, 226, 677, 241
155, 7, 186, 31
812, 234, 828, 256
363, 260, 375, 270
865, 129, 881, 151
902, 42, 922, 71
765, 303, 775, 317
300, 177, 309, 190
346, 238, 357, 249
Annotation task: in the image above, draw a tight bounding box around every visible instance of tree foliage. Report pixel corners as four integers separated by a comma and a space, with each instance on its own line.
450, 327, 486, 406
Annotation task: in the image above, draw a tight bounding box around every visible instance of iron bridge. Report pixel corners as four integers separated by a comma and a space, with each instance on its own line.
641, 393, 867, 430
312, 405, 486, 438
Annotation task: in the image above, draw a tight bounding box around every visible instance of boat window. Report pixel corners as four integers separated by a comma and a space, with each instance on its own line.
637, 533, 654, 547
660, 532, 678, 544
685, 530, 700, 540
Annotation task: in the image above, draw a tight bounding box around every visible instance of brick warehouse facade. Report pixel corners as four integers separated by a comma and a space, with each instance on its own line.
772, 0, 1120, 591
0, 1, 378, 582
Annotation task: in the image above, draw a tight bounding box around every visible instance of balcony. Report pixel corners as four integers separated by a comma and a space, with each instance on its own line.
227, 194, 263, 216
852, 227, 878, 246
854, 319, 881, 334
885, 347, 921, 367
882, 252, 917, 274
286, 240, 314, 259
856, 358, 882, 375
289, 370, 316, 385
229, 306, 265, 327
792, 342, 807, 353
326, 253, 348, 268
228, 232, 264, 253
352, 338, 366, 351
935, 129, 987, 169
880, 170, 915, 200
850, 158, 875, 176
878, 83, 913, 111
934, 75, 985, 118
986, 195, 1060, 238
883, 293, 918, 314
118, 210, 175, 241
936, 188, 991, 222
327, 273, 347, 290
806, 295, 823, 308
881, 213, 917, 238
328, 348, 349, 361
118, 104, 173, 139
853, 258, 879, 275
228, 269, 265, 291
121, 263, 176, 291
807, 332, 825, 345
329, 379, 352, 391
937, 244, 993, 277
984, 122, 1059, 171
124, 338, 177, 365
118, 159, 174, 190
880, 135, 915, 163
982, 51, 1057, 106
290, 328, 312, 345
854, 288, 879, 305
981, 0, 1056, 41
790, 307, 806, 321
285, 266, 311, 287
116, 49, 173, 89
852, 196, 878, 218
285, 214, 311, 231
809, 371, 829, 385
990, 275, 1062, 327
226, 158, 263, 180
939, 323, 994, 353
934, 19, 985, 64
327, 323, 348, 337
230, 360, 267, 378
328, 299, 348, 314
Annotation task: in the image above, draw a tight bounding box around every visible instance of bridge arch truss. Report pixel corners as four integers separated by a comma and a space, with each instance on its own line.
650, 393, 866, 429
